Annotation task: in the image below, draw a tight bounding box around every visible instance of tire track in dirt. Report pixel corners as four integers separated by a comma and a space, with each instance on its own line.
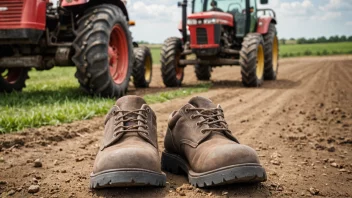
0, 56, 351, 198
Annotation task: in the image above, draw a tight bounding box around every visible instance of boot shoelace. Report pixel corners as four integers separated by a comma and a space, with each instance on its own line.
113, 109, 149, 137
186, 108, 230, 134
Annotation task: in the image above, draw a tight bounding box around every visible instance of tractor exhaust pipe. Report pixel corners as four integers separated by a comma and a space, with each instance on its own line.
178, 0, 188, 43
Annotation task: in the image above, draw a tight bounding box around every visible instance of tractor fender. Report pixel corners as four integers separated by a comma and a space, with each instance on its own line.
257, 16, 277, 34
61, 0, 89, 7
62, 0, 129, 20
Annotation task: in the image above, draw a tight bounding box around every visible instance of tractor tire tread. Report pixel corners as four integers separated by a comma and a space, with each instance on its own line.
132, 46, 152, 88
72, 4, 133, 97
240, 33, 264, 87
160, 37, 183, 87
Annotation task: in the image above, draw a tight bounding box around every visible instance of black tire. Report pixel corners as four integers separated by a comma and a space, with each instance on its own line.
160, 37, 184, 87
0, 68, 29, 93
195, 65, 211, 80
132, 46, 152, 88
72, 4, 133, 98
263, 23, 279, 80
240, 33, 265, 87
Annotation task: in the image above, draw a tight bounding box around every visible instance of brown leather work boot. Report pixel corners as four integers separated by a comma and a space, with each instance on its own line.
162, 96, 267, 187
90, 96, 166, 188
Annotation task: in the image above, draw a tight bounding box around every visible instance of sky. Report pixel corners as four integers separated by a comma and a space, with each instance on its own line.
126, 0, 352, 43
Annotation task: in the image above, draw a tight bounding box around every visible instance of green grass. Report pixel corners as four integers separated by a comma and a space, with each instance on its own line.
150, 46, 161, 64
280, 42, 352, 58
147, 42, 352, 63
0, 68, 210, 133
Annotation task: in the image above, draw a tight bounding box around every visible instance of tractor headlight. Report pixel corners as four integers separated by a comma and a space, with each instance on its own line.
187, 19, 197, 25
204, 18, 217, 24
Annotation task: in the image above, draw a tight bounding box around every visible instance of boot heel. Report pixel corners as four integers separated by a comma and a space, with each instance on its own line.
161, 152, 183, 174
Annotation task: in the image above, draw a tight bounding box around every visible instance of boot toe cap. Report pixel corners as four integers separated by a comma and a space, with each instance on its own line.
192, 142, 261, 173
93, 144, 161, 174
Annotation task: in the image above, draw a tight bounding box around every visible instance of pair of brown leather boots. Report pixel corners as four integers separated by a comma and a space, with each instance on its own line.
90, 96, 266, 188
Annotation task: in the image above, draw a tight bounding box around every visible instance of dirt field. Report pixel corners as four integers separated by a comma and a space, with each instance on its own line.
0, 56, 351, 198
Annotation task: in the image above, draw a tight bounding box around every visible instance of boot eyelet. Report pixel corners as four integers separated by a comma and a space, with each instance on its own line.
185, 108, 190, 113
113, 132, 118, 137
196, 122, 201, 126
146, 108, 151, 113
200, 129, 205, 134
190, 115, 194, 119
145, 126, 149, 130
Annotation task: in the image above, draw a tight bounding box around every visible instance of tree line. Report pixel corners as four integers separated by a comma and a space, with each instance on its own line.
280, 35, 352, 45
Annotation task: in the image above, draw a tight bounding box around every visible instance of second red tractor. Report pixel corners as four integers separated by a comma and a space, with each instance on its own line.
161, 0, 279, 87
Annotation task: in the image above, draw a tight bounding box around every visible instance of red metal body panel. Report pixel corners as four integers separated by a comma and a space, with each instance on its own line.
188, 11, 233, 27
257, 16, 275, 34
189, 24, 218, 49
61, 0, 89, 7
0, 0, 47, 30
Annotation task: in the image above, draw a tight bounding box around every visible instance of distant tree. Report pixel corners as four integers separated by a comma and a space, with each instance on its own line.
316, 36, 327, 43
137, 40, 150, 44
348, 36, 352, 42
307, 38, 316, 44
328, 35, 339, 43
296, 37, 307, 44
280, 38, 286, 45
340, 35, 347, 42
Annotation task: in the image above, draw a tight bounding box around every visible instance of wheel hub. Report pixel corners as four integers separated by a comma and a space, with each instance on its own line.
108, 25, 129, 85
273, 35, 279, 71
144, 55, 152, 82
175, 54, 183, 80
256, 45, 264, 79
1, 69, 21, 84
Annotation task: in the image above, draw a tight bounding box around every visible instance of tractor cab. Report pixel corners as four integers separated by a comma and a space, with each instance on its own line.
190, 0, 262, 38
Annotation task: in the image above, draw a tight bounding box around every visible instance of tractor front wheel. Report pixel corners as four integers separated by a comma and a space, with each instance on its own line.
132, 46, 153, 88
0, 68, 29, 93
240, 33, 265, 87
72, 4, 133, 97
160, 37, 184, 87
263, 23, 279, 80
195, 65, 211, 81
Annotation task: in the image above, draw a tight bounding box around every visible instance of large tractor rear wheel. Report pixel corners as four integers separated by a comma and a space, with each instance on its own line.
263, 23, 279, 80
132, 46, 153, 88
240, 33, 265, 87
0, 68, 29, 93
72, 4, 133, 98
195, 65, 211, 81
160, 37, 184, 87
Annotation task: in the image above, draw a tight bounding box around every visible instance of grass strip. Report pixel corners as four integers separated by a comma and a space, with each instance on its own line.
0, 67, 211, 133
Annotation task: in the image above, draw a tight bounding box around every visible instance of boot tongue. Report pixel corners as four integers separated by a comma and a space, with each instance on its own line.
188, 96, 216, 109
115, 95, 146, 111
115, 96, 147, 128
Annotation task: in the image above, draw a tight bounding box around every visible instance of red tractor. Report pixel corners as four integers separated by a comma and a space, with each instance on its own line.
161, 0, 279, 87
0, 0, 153, 97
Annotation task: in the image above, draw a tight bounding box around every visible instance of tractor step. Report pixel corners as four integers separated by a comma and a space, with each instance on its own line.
0, 56, 43, 68
179, 58, 239, 66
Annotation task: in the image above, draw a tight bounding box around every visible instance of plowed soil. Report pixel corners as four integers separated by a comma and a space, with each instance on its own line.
1, 56, 351, 198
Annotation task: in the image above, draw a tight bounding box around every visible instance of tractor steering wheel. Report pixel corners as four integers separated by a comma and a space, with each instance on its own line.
227, 3, 242, 12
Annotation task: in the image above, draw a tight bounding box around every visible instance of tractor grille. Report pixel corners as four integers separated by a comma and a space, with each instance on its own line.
0, 0, 24, 23
196, 28, 208, 45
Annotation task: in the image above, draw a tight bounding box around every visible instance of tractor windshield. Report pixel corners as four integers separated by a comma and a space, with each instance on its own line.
193, 0, 246, 13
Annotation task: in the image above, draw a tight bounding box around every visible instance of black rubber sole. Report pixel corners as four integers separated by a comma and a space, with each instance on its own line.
161, 151, 267, 188
90, 169, 166, 188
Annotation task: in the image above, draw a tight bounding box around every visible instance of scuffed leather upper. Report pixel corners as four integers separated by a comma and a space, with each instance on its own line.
92, 96, 162, 174
164, 96, 261, 173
